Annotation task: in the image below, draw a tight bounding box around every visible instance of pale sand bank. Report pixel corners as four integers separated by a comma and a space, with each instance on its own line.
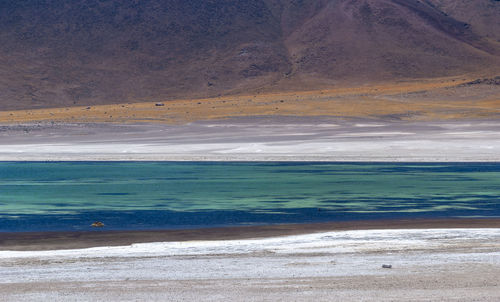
0, 117, 499, 161
1, 228, 500, 301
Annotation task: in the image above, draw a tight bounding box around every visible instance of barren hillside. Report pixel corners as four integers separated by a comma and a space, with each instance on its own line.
0, 0, 499, 110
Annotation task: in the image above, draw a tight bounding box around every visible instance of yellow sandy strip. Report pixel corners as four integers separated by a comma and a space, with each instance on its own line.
0, 77, 498, 124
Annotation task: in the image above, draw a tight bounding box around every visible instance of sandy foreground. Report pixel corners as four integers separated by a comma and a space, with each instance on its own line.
1, 226, 500, 301
0, 117, 499, 161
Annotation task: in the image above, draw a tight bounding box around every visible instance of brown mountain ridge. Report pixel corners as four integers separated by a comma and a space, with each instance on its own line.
0, 0, 499, 110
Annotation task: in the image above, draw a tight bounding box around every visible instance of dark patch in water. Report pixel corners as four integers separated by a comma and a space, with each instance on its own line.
263, 200, 289, 203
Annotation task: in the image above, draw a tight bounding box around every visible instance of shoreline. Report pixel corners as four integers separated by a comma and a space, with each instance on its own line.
2, 156, 500, 162
2, 224, 500, 301
2, 218, 500, 251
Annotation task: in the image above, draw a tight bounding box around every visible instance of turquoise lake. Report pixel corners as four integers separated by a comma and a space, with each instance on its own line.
0, 162, 499, 232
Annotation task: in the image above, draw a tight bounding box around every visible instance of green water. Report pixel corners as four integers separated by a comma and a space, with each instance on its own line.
0, 162, 499, 231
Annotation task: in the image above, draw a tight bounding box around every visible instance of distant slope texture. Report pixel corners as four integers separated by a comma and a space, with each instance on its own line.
0, 0, 499, 109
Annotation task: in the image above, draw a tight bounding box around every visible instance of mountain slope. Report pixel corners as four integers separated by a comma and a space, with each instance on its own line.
0, 0, 499, 110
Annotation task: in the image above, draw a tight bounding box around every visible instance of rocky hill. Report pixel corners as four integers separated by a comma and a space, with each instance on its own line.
0, 0, 499, 109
